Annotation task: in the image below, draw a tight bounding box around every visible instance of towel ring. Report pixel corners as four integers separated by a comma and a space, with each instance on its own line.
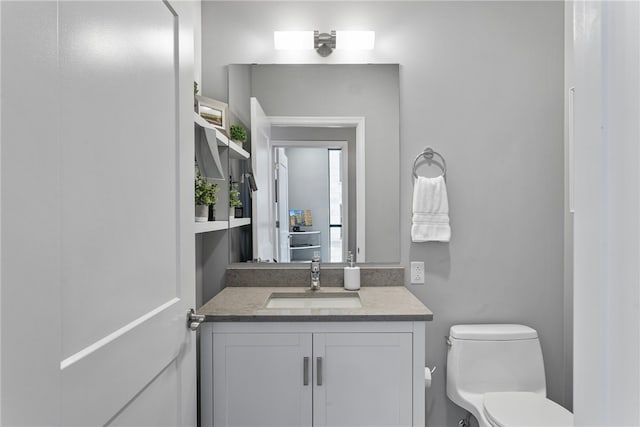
412, 147, 447, 179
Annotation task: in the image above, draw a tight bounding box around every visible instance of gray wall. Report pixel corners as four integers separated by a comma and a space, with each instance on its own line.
201, 2, 566, 426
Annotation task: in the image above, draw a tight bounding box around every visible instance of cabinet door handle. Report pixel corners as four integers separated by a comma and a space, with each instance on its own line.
303, 357, 309, 386
316, 356, 323, 386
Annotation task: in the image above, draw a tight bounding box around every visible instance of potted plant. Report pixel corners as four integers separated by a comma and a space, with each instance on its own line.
229, 183, 243, 218
229, 124, 247, 147
195, 171, 219, 222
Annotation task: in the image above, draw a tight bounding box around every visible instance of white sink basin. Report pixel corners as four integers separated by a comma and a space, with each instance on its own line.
265, 292, 362, 309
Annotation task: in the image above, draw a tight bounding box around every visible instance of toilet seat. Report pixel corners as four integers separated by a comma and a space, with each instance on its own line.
483, 392, 573, 427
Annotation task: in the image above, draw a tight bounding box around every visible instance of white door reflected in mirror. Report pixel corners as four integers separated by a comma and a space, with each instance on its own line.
275, 148, 291, 262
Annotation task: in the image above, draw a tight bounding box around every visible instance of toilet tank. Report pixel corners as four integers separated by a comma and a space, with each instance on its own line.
446, 324, 546, 406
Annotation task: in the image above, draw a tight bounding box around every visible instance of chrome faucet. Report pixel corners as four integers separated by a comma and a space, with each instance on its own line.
310, 252, 321, 290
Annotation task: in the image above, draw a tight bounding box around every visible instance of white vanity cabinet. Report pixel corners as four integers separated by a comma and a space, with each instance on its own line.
200, 321, 425, 427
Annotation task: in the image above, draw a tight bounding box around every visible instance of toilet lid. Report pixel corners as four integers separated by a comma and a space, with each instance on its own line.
483, 392, 573, 427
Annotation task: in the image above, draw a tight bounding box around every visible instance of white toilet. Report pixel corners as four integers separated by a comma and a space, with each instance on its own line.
446, 324, 573, 427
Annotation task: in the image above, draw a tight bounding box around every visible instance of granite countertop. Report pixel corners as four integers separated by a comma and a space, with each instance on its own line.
197, 286, 433, 322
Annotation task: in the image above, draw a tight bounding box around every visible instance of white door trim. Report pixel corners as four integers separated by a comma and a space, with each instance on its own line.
0, 1, 4, 421
268, 116, 366, 262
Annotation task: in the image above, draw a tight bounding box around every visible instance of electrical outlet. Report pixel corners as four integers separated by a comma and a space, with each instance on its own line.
411, 261, 425, 284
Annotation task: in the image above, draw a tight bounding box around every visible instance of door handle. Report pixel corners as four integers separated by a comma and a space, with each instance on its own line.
316, 356, 323, 386
187, 308, 205, 331
303, 357, 310, 386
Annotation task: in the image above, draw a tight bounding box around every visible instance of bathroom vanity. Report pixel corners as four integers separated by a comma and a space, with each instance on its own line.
198, 286, 432, 427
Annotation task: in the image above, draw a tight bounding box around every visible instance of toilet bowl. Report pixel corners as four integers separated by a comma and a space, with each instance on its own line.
446, 324, 573, 427
483, 392, 572, 427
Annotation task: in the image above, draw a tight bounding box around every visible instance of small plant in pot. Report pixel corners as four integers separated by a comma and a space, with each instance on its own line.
229, 125, 247, 147
195, 171, 219, 222
229, 183, 243, 218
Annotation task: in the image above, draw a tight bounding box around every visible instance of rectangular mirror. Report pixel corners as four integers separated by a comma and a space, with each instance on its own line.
228, 64, 399, 264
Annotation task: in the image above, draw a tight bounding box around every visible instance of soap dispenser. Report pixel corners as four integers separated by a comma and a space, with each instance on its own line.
344, 251, 360, 291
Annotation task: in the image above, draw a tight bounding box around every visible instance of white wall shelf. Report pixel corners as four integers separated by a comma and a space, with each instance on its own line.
194, 220, 228, 234
228, 141, 250, 160
194, 113, 228, 145
229, 218, 251, 228
289, 231, 322, 261
194, 218, 252, 233
194, 113, 250, 160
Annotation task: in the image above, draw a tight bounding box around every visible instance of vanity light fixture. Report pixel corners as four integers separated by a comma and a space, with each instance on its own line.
273, 30, 314, 50
274, 30, 375, 57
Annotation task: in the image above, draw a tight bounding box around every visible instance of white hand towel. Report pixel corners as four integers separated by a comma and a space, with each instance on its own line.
411, 175, 450, 242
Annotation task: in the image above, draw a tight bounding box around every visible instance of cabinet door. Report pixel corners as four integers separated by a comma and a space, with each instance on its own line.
313, 333, 413, 427
212, 333, 312, 427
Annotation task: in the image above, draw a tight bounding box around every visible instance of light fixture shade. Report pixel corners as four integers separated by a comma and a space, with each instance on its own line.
336, 31, 375, 50
274, 31, 314, 50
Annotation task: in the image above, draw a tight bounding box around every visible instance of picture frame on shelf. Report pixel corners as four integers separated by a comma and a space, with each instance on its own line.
196, 95, 229, 134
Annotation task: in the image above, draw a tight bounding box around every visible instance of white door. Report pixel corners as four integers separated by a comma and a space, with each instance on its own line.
313, 333, 413, 427
275, 148, 290, 262
210, 332, 313, 427
251, 97, 274, 261
573, 1, 640, 424
1, 1, 196, 425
